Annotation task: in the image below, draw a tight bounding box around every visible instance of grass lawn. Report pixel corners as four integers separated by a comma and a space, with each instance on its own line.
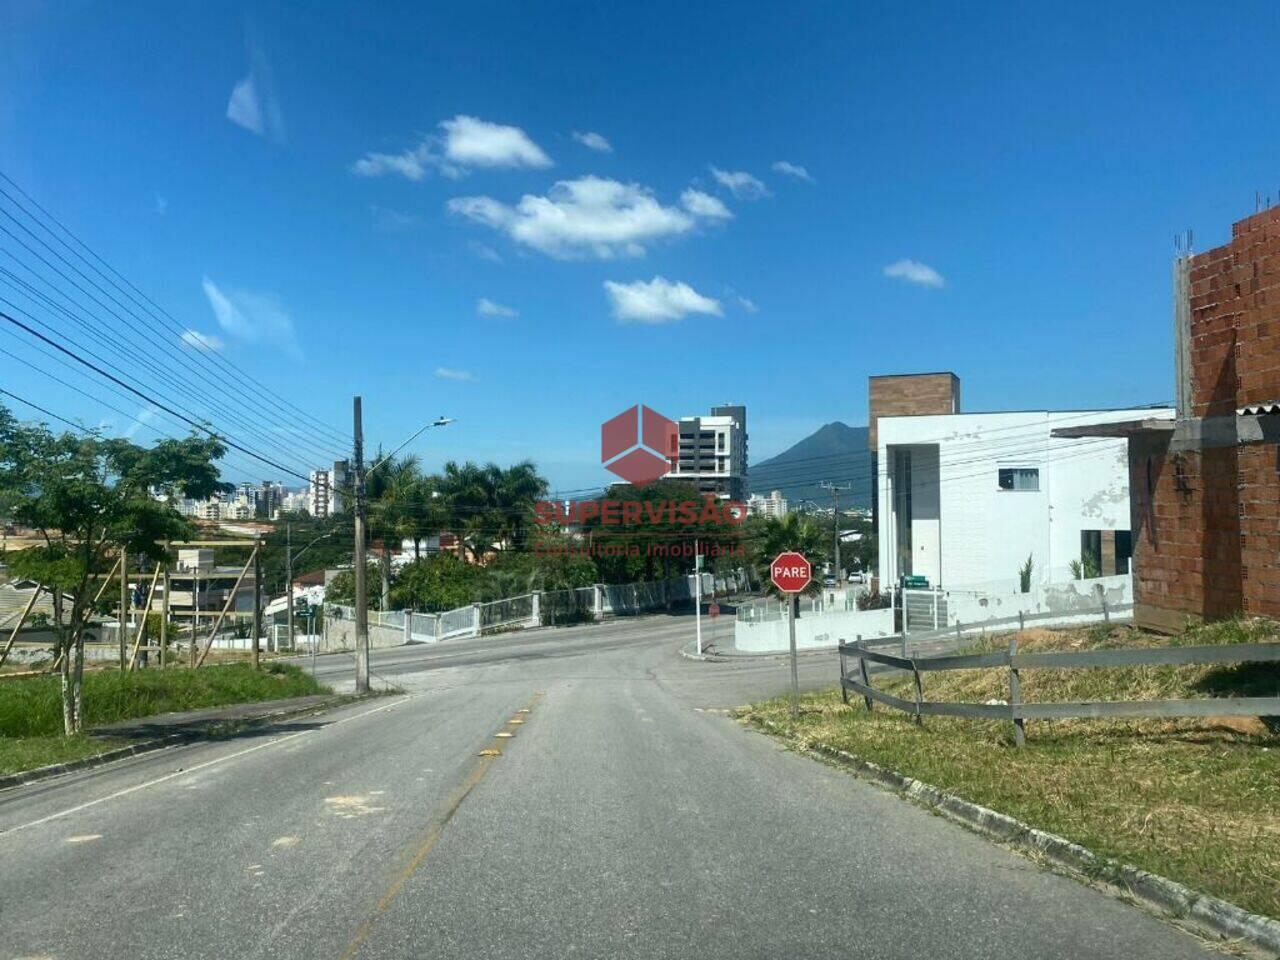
742, 618, 1280, 920
0, 662, 329, 775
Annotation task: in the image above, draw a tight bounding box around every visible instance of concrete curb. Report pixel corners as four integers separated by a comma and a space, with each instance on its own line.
0, 694, 362, 793
752, 717, 1280, 958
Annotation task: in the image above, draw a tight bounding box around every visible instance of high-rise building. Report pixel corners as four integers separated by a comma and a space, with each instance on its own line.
747, 489, 788, 517
308, 460, 348, 518
669, 404, 748, 501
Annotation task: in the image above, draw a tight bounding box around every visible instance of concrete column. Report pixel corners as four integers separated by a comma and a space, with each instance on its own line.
471, 603, 482, 638
403, 612, 412, 644
531, 592, 542, 628
593, 584, 605, 622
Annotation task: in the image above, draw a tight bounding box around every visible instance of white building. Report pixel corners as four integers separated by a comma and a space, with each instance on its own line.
747, 489, 788, 517
669, 404, 748, 501
308, 460, 348, 518
876, 407, 1175, 592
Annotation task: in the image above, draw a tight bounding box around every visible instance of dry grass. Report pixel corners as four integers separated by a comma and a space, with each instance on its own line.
742, 619, 1280, 920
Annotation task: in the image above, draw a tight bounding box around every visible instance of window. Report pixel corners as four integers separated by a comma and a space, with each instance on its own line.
1080, 530, 1102, 577
1115, 530, 1133, 575
998, 467, 1040, 491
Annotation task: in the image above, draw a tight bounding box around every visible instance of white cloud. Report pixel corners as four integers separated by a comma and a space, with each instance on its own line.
680, 189, 732, 220
470, 241, 503, 262
225, 41, 284, 143
351, 144, 435, 181
202, 277, 302, 359
736, 295, 759, 313
441, 115, 551, 169
771, 160, 813, 182
154, 193, 168, 215
180, 329, 224, 352
604, 277, 723, 324
125, 405, 159, 440
352, 115, 550, 181
477, 297, 518, 318
369, 205, 418, 230
710, 166, 768, 199
435, 366, 474, 381
572, 130, 612, 153
448, 176, 696, 259
883, 259, 946, 289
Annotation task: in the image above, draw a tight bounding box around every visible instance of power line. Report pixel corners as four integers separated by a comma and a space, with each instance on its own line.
0, 306, 312, 482
0, 170, 351, 449
0, 386, 92, 432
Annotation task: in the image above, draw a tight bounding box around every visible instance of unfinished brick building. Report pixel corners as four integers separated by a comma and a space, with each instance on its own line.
1056, 207, 1280, 631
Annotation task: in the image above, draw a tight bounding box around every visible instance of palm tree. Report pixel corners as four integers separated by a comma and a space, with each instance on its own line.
752, 512, 829, 597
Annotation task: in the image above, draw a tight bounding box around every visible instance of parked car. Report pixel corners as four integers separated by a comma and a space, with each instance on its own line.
847, 570, 865, 584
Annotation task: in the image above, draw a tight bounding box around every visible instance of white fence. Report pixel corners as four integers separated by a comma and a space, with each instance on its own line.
312, 567, 754, 651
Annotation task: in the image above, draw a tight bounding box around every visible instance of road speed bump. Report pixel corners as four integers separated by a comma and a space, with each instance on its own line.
494, 731, 514, 739
507, 718, 525, 724
478, 748, 501, 757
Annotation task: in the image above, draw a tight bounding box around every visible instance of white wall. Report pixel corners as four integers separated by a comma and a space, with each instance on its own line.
878, 408, 1173, 590
734, 606, 894, 653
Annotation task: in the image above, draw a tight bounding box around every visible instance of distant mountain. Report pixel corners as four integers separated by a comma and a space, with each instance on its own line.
750, 422, 872, 508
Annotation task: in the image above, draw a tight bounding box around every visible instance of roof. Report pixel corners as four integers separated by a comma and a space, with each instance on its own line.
1050, 418, 1176, 438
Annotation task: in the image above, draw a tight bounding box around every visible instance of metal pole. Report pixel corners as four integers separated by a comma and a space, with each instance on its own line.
118, 546, 128, 669
252, 538, 262, 669
286, 522, 295, 653
788, 592, 800, 718
353, 396, 370, 694
160, 562, 169, 668
310, 611, 317, 677
190, 568, 199, 667
694, 540, 703, 655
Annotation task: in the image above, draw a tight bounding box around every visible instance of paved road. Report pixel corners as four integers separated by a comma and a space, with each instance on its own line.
0, 614, 1219, 959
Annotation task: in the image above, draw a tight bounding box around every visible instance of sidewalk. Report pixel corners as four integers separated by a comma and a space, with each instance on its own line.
90, 694, 345, 739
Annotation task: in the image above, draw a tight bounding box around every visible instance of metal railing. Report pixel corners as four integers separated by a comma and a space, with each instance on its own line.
838, 605, 1280, 746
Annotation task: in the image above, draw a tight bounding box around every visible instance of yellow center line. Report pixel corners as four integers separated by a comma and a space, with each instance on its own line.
337, 692, 542, 960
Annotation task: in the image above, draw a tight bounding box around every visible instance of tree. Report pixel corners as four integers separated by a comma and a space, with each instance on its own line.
749, 512, 829, 597
0, 406, 228, 733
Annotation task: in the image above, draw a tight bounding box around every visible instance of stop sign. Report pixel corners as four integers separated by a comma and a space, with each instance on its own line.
770, 551, 811, 593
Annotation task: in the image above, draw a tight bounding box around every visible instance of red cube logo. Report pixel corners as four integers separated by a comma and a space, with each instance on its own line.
601, 405, 677, 486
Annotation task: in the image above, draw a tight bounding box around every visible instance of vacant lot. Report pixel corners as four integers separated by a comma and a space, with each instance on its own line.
0, 662, 328, 775
744, 618, 1280, 920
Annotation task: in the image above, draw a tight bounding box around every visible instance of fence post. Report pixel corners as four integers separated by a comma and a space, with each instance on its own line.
531, 591, 542, 628
1008, 635, 1026, 748
593, 584, 605, 622
403, 612, 412, 644
856, 635, 873, 712
839, 641, 849, 705
912, 659, 924, 726
1018, 610, 1024, 633
932, 590, 939, 630
1102, 597, 1110, 623
471, 602, 482, 638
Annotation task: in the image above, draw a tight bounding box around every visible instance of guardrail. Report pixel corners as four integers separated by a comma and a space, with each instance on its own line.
838, 607, 1280, 746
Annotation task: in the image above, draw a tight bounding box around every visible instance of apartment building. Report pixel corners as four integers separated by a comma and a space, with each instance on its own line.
747, 489, 788, 517
308, 460, 348, 518
668, 404, 748, 501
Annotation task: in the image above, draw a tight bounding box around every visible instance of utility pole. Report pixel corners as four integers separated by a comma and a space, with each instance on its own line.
694, 540, 703, 655
820, 481, 852, 581
160, 552, 169, 669
285, 522, 294, 654
118, 546, 128, 669
353, 396, 370, 694
252, 538, 262, 670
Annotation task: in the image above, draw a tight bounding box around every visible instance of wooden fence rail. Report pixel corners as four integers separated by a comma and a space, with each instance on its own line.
839, 631, 1280, 746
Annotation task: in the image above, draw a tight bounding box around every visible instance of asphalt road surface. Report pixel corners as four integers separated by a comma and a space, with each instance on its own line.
0, 614, 1222, 959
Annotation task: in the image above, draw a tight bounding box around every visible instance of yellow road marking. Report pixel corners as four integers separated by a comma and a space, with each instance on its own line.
337, 693, 540, 960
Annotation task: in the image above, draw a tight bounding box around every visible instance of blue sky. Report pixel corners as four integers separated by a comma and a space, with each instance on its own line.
3, 2, 1280, 494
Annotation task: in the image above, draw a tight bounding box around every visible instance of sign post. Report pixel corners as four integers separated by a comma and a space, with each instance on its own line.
770, 551, 812, 717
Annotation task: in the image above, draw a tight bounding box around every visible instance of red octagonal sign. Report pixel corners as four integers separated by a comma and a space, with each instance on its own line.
770, 551, 811, 594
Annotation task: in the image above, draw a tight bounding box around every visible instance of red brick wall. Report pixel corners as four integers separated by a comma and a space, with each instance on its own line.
1189, 207, 1280, 416
1134, 206, 1280, 630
